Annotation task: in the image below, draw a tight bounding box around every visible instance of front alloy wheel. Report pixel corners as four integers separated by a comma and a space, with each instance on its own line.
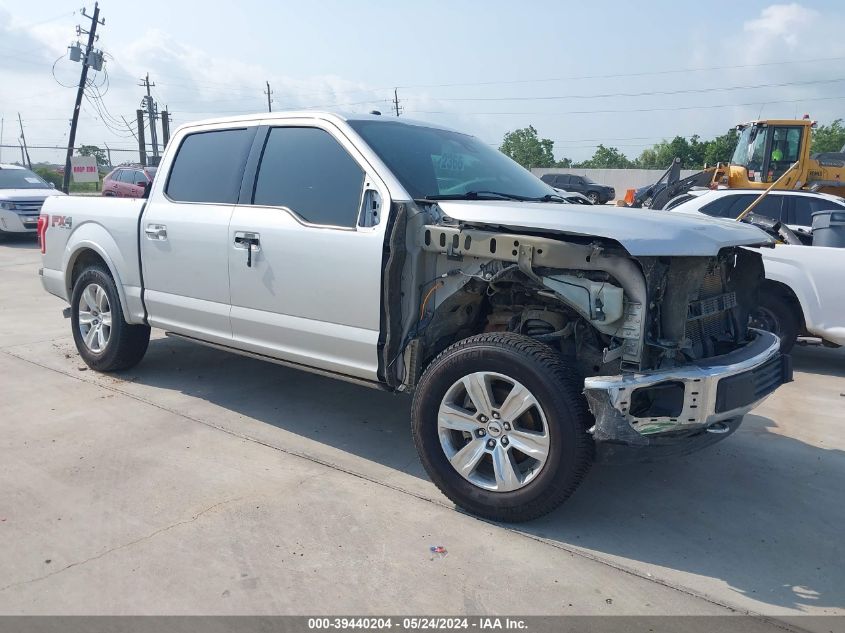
438, 372, 550, 492
411, 333, 593, 522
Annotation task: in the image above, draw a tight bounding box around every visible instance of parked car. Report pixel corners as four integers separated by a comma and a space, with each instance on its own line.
540, 173, 615, 204
102, 165, 157, 198
753, 240, 845, 352
39, 112, 790, 522
0, 164, 65, 235
664, 188, 845, 233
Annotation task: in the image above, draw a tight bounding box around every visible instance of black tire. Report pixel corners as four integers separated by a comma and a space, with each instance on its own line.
586, 191, 600, 204
70, 265, 150, 371
750, 293, 799, 354
411, 333, 594, 522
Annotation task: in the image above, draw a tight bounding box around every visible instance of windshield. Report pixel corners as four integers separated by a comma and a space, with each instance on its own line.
348, 120, 555, 200
731, 126, 767, 170
0, 167, 51, 190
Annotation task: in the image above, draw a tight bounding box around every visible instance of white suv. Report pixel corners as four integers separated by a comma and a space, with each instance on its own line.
665, 188, 845, 233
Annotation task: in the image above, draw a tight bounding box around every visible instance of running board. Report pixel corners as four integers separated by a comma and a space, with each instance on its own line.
163, 332, 391, 392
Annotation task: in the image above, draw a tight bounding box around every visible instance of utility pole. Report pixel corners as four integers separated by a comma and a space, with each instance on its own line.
139, 73, 159, 160
264, 81, 273, 113
393, 88, 402, 117
103, 142, 112, 168
160, 109, 172, 147
18, 140, 25, 166
135, 109, 147, 167
17, 113, 32, 169
0, 117, 4, 163
62, 2, 104, 193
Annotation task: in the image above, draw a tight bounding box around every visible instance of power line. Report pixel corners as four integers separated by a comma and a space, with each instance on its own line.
405, 93, 845, 117
394, 55, 845, 90
408, 77, 845, 103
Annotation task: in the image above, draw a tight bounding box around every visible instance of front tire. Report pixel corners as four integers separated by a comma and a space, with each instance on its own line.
411, 333, 593, 522
586, 191, 600, 204
749, 293, 799, 353
70, 266, 150, 371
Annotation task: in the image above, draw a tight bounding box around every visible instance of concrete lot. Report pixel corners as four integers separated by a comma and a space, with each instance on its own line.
0, 235, 843, 625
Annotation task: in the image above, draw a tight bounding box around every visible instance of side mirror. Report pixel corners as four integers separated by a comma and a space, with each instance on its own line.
48, 182, 56, 188
137, 180, 147, 187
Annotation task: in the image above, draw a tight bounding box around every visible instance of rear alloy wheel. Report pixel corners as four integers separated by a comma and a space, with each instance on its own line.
77, 283, 112, 353
412, 333, 593, 522
70, 265, 150, 371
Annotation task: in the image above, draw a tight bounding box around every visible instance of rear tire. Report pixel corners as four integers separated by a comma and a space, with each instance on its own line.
70, 265, 150, 371
411, 333, 593, 522
750, 293, 799, 353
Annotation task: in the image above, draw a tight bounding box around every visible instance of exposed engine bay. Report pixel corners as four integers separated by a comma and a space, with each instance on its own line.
394, 210, 765, 388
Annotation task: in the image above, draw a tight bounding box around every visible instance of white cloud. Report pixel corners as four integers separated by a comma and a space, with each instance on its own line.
741, 3, 821, 59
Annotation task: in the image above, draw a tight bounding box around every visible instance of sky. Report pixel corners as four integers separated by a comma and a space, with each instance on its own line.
1, 0, 845, 166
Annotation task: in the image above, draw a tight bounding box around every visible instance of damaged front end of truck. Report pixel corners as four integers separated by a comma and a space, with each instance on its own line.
387, 201, 792, 461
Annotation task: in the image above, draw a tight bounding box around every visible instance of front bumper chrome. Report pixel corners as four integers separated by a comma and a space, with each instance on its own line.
584, 329, 791, 451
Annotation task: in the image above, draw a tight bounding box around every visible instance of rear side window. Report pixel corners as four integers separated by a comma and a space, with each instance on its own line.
166, 128, 254, 203
701, 194, 784, 221
792, 196, 844, 226
555, 175, 571, 186
253, 127, 364, 227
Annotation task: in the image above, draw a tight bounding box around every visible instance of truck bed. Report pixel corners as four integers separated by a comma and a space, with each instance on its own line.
40, 196, 147, 324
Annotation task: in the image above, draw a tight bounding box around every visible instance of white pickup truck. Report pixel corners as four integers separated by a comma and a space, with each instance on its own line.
753, 243, 845, 351
39, 112, 791, 522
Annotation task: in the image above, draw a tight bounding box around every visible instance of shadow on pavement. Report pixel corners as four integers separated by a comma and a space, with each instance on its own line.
117, 336, 844, 612
0, 234, 38, 249
790, 344, 845, 378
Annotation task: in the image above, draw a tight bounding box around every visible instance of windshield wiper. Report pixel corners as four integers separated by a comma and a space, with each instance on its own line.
422, 190, 532, 202
531, 193, 567, 203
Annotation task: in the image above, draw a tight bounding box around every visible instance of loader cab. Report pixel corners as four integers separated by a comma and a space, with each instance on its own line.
730, 120, 810, 184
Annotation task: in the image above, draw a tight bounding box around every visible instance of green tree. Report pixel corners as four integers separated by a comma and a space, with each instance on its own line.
500, 126, 556, 169
811, 119, 845, 153
33, 166, 62, 188
701, 129, 738, 167
78, 144, 109, 167
575, 144, 633, 169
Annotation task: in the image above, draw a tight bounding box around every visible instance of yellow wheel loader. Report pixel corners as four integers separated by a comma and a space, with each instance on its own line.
643, 118, 845, 209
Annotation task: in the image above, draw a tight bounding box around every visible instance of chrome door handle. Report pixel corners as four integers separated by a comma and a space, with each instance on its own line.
233, 231, 260, 267
144, 224, 167, 240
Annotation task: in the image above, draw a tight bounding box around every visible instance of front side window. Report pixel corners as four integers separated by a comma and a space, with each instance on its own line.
166, 128, 254, 204
117, 170, 133, 183
700, 195, 741, 218
348, 120, 554, 201
253, 127, 365, 228
703, 194, 784, 221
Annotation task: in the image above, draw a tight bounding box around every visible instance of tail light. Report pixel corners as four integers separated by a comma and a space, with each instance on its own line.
37, 215, 48, 254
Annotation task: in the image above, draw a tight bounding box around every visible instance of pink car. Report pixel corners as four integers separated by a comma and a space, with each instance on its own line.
102, 165, 157, 198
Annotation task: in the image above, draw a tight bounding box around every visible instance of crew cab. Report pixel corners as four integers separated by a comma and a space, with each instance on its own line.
0, 164, 64, 235
39, 112, 791, 522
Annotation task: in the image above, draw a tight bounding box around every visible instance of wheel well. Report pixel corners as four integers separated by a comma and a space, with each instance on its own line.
69, 249, 109, 294
760, 279, 806, 332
